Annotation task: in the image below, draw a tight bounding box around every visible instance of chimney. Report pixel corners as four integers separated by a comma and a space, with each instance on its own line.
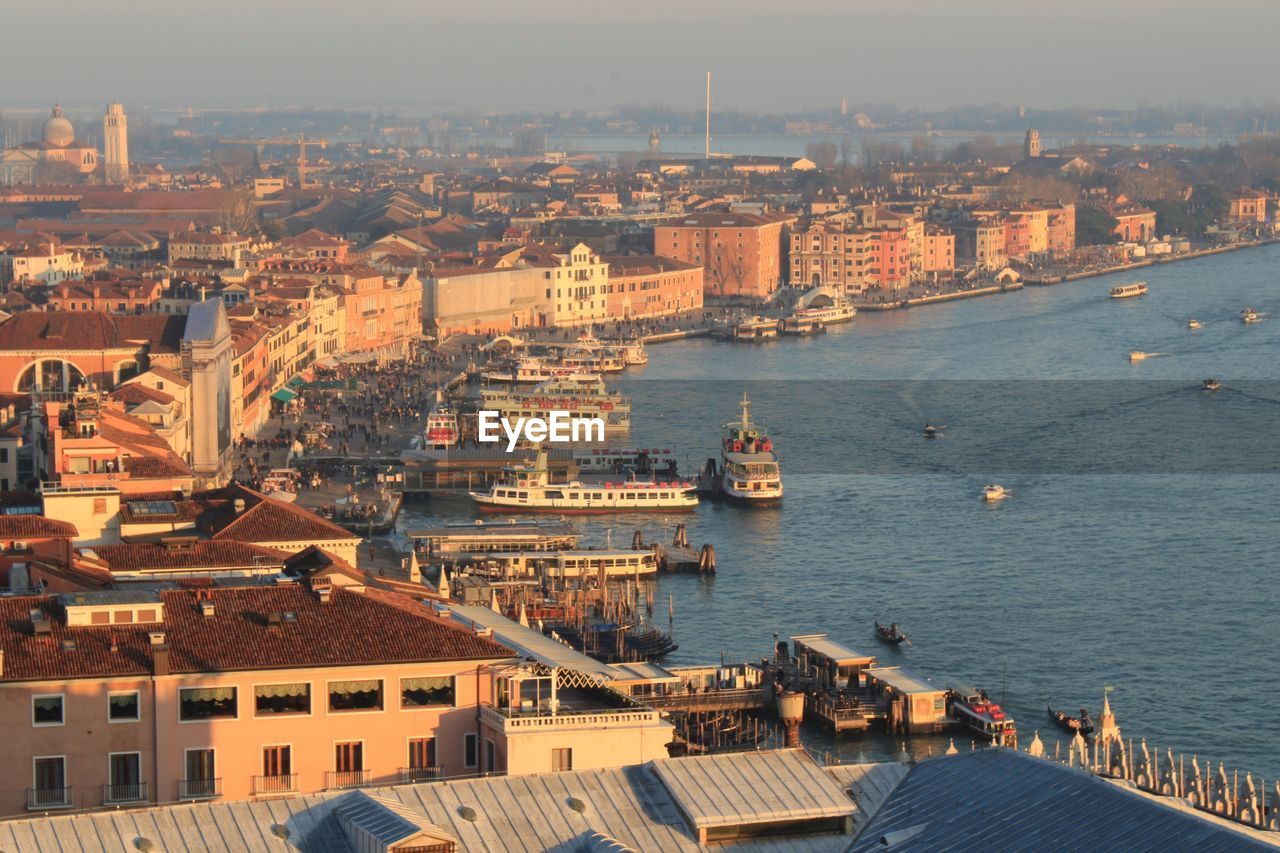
150, 632, 170, 677
233, 498, 246, 514
200, 599, 215, 618
317, 587, 332, 604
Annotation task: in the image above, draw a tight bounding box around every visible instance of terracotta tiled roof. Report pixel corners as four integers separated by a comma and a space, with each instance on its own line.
88, 541, 288, 572
0, 516, 77, 539
0, 312, 185, 353
0, 586, 514, 683
109, 383, 174, 406
207, 486, 359, 543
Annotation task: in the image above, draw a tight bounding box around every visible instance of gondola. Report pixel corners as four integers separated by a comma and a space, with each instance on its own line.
875, 622, 908, 645
1047, 705, 1094, 736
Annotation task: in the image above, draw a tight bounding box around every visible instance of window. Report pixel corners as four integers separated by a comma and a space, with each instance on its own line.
0, 448, 8, 463
186, 749, 215, 784
408, 737, 436, 770
328, 679, 383, 712
463, 733, 478, 769
32, 757, 67, 806
179, 687, 237, 721
335, 741, 363, 773
401, 676, 455, 708
33, 694, 64, 726
256, 683, 311, 715
109, 752, 141, 787
108, 691, 140, 722
552, 748, 573, 772
263, 745, 291, 778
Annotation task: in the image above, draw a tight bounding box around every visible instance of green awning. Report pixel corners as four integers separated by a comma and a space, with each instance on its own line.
271, 388, 298, 403
287, 376, 306, 389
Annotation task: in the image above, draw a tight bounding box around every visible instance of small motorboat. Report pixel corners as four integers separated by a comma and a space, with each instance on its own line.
875, 622, 908, 645
1241, 307, 1261, 324
1128, 351, 1149, 362
1201, 378, 1222, 392
1187, 318, 1203, 330
923, 423, 946, 439
982, 484, 1007, 502
1048, 705, 1095, 736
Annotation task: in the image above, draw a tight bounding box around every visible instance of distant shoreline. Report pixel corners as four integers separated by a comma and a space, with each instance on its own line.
638, 237, 1279, 343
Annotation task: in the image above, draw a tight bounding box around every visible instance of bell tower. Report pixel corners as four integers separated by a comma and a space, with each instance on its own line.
103, 103, 129, 184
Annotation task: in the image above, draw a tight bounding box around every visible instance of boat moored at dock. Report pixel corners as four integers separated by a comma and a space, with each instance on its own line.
479, 375, 632, 432
727, 316, 779, 342
793, 299, 857, 325
949, 687, 1017, 747
470, 449, 698, 513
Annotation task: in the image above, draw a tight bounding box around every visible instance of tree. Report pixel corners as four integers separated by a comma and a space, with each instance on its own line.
1076, 207, 1119, 245
909, 136, 937, 162
804, 141, 838, 170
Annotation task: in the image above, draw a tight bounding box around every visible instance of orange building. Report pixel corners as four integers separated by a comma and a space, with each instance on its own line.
1109, 205, 1157, 243
602, 256, 704, 319
0, 311, 186, 395
657, 211, 796, 302
47, 277, 165, 314
0, 584, 515, 816
922, 227, 956, 275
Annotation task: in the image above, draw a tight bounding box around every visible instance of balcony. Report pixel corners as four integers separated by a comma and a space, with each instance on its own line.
324, 770, 370, 790
399, 766, 444, 784
102, 782, 148, 804
252, 774, 299, 796
482, 685, 663, 734
27, 787, 73, 810
178, 778, 221, 800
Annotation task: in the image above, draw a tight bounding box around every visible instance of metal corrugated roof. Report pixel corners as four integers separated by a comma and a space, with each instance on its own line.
0, 754, 865, 853
848, 749, 1279, 852
444, 603, 618, 681
865, 666, 945, 695
822, 762, 910, 834
791, 633, 875, 665
650, 748, 856, 830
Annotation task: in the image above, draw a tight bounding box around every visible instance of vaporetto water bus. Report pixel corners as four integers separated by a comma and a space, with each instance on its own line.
470, 449, 699, 513
719, 393, 783, 503
479, 376, 631, 431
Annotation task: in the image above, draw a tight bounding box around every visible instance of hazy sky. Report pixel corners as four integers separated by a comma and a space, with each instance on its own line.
11, 0, 1280, 114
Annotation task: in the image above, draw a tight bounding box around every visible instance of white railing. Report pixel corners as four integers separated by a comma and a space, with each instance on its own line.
480, 705, 660, 731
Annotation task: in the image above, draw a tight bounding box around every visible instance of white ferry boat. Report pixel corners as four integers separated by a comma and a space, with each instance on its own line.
461, 549, 659, 580
574, 447, 679, 477
481, 357, 595, 385
793, 300, 857, 325
470, 449, 698, 513
424, 404, 460, 448
719, 393, 782, 503
559, 347, 627, 374
729, 317, 779, 342
620, 341, 648, 365
480, 376, 631, 431
1110, 282, 1148, 299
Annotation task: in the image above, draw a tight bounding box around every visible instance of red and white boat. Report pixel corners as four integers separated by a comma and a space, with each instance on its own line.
949, 688, 1017, 747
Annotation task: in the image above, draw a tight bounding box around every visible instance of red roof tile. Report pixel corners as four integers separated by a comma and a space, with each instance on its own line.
0, 586, 513, 682
0, 516, 77, 539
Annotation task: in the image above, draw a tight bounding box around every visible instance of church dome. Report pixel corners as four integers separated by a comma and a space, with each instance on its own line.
42, 105, 75, 147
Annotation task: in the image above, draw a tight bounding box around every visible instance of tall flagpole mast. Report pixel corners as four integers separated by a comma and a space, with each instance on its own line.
705, 71, 711, 159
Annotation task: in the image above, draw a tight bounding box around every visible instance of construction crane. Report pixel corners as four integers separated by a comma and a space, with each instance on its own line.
217, 134, 329, 188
